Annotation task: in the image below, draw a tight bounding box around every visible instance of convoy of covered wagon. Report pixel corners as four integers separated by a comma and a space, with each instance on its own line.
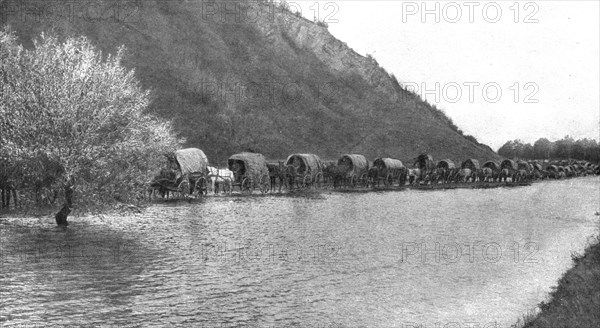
149, 148, 600, 198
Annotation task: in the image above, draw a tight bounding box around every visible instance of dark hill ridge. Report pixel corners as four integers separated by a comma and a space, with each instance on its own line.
3, 0, 500, 164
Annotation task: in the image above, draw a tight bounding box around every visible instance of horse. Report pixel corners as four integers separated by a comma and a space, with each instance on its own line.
267, 162, 286, 192
398, 167, 408, 186
458, 168, 473, 183
322, 162, 337, 186
500, 168, 517, 182
0, 159, 19, 209
432, 168, 450, 184
149, 168, 177, 199
323, 163, 348, 188
407, 168, 420, 185
515, 169, 530, 182
367, 167, 380, 187
481, 167, 494, 182
0, 181, 18, 209
207, 166, 234, 194
285, 165, 299, 189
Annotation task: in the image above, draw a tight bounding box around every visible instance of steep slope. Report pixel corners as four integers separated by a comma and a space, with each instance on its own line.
2, 0, 500, 164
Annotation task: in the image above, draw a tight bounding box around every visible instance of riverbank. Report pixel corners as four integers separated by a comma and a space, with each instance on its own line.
514, 218, 600, 328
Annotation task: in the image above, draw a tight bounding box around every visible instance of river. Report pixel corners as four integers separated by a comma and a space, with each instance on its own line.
1, 177, 598, 327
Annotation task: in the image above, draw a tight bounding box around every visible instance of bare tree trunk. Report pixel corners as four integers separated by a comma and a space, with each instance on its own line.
10, 187, 17, 208
55, 184, 73, 226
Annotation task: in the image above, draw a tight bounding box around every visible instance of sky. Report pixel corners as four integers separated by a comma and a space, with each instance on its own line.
291, 0, 600, 150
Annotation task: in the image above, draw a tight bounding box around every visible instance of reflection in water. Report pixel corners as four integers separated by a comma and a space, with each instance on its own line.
1, 177, 598, 327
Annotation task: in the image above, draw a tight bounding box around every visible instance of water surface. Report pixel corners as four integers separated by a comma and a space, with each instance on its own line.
1, 177, 598, 327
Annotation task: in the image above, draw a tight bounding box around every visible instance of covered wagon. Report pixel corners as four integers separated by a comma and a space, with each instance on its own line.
482, 161, 501, 171
461, 158, 481, 171
414, 154, 435, 171
372, 158, 406, 186
500, 159, 518, 171
337, 154, 370, 186
228, 152, 270, 193
436, 159, 456, 169
432, 159, 457, 183
150, 148, 209, 198
285, 153, 325, 188
517, 160, 532, 172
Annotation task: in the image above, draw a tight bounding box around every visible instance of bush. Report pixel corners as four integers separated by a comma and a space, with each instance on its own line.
0, 28, 182, 224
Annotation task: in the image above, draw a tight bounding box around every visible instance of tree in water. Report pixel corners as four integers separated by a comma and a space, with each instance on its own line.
0, 28, 182, 225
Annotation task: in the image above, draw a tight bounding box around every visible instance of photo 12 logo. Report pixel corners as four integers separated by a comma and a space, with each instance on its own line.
403, 323, 499, 328
198, 241, 341, 264
402, 82, 539, 104
402, 322, 499, 328
401, 1, 540, 23
399, 241, 539, 264
1, 240, 140, 265
199, 0, 340, 25
0, 0, 142, 24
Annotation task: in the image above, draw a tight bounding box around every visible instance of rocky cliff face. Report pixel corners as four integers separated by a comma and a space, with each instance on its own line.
255, 6, 412, 104
3, 0, 499, 164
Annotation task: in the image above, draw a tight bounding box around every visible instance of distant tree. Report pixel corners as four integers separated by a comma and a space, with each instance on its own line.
0, 29, 181, 225
554, 135, 575, 159
518, 143, 534, 159
572, 141, 585, 160
498, 140, 515, 158
578, 138, 600, 162
533, 138, 553, 159
498, 139, 528, 159
499, 136, 599, 162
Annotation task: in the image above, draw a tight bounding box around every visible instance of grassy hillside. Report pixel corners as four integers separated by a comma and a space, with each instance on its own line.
2, 0, 500, 164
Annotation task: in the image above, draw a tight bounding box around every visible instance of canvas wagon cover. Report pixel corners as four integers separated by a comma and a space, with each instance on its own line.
414, 154, 435, 170
483, 161, 501, 171
529, 162, 543, 171
174, 148, 208, 176
517, 160, 532, 171
436, 159, 455, 169
374, 158, 404, 170
285, 154, 324, 177
338, 154, 369, 177
461, 159, 480, 170
501, 159, 518, 170
228, 152, 269, 178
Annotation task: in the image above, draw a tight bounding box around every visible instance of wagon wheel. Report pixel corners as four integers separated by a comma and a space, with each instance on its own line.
349, 174, 358, 187
259, 175, 270, 193
314, 172, 323, 189
177, 179, 191, 199
223, 177, 233, 195
381, 173, 390, 187
241, 177, 253, 193
194, 177, 207, 197
302, 174, 312, 188
359, 173, 369, 188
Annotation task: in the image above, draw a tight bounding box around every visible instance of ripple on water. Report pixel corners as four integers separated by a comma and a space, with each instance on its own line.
1, 177, 598, 327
